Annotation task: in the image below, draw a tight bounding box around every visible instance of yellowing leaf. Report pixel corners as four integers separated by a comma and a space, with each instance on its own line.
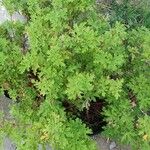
143, 134, 148, 141
40, 132, 49, 141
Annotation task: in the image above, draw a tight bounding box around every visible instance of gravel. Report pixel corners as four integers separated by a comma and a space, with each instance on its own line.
109, 142, 116, 150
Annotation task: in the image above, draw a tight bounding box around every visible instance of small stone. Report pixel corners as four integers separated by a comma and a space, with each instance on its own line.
12, 12, 27, 23
3, 137, 17, 150
109, 141, 116, 150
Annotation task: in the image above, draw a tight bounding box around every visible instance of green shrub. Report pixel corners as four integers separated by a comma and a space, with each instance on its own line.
0, 0, 150, 149
97, 0, 150, 28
